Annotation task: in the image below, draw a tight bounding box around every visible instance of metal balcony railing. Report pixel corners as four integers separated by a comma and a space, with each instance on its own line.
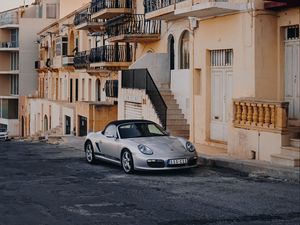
0, 15, 19, 26
91, 0, 132, 14
122, 69, 167, 129
74, 51, 90, 69
105, 14, 161, 39
144, 0, 173, 13
89, 45, 132, 64
74, 12, 92, 26
0, 42, 19, 48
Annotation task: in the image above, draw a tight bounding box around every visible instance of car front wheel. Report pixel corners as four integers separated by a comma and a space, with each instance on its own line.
85, 141, 95, 164
121, 150, 134, 174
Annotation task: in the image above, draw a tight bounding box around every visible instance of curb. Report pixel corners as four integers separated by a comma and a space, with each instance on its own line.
199, 155, 300, 183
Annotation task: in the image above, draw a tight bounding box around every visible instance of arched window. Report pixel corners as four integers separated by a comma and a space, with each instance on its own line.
179, 31, 190, 69
168, 35, 175, 70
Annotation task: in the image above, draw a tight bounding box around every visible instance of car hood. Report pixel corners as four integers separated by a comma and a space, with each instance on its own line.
128, 136, 190, 156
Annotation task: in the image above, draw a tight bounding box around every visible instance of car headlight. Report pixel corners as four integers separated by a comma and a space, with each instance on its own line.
138, 144, 153, 155
186, 141, 195, 152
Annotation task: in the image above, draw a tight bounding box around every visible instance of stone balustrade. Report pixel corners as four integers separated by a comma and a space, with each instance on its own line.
233, 98, 289, 133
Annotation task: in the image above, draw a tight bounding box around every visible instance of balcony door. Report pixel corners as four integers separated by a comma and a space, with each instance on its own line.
210, 49, 233, 142
284, 26, 300, 120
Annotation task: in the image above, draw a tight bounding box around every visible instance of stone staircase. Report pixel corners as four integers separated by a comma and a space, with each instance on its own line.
159, 89, 190, 139
271, 126, 300, 167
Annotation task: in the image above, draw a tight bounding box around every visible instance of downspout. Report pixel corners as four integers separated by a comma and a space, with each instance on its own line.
189, 17, 197, 142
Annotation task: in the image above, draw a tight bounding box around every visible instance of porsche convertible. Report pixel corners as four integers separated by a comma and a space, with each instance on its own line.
84, 120, 198, 173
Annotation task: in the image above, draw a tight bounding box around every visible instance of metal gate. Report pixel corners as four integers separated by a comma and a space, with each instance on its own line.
124, 101, 142, 120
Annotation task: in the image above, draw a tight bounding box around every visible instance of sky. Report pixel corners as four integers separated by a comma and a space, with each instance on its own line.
0, 0, 34, 12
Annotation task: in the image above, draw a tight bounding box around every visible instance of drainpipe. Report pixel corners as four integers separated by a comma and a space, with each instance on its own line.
189, 17, 198, 143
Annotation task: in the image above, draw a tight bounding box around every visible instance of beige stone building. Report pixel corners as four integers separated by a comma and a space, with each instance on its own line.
20, 0, 299, 167
0, 0, 62, 136
20, 1, 119, 139
115, 0, 299, 167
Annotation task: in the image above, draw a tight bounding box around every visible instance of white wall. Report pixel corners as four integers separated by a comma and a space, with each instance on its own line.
171, 69, 191, 123
129, 53, 171, 88
228, 127, 290, 161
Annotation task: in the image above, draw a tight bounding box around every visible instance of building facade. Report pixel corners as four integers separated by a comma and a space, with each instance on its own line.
117, 0, 300, 166
0, 0, 62, 136
20, 0, 299, 167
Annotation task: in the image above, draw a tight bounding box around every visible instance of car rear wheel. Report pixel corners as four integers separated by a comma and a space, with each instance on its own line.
121, 150, 134, 174
85, 141, 95, 164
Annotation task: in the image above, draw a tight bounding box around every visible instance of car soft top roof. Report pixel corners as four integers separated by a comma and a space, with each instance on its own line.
107, 119, 155, 127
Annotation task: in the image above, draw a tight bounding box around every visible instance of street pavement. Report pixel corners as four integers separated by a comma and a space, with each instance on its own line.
0, 140, 299, 225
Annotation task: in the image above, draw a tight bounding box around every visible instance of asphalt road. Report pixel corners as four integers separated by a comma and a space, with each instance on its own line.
0, 141, 299, 225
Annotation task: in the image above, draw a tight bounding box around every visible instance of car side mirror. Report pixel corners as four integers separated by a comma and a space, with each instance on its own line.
106, 134, 118, 139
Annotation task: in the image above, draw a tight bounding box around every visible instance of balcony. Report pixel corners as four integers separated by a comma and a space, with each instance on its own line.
264, 0, 300, 10
74, 51, 90, 70
144, 0, 183, 20
175, 0, 250, 18
145, 0, 250, 20
91, 0, 132, 20
89, 45, 132, 70
62, 55, 75, 67
0, 15, 19, 29
74, 11, 104, 32
233, 98, 289, 133
0, 42, 19, 51
105, 14, 161, 43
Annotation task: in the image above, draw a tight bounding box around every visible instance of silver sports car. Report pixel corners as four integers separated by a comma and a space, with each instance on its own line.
84, 120, 198, 173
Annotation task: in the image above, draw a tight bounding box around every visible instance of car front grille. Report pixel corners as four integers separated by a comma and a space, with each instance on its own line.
147, 160, 165, 168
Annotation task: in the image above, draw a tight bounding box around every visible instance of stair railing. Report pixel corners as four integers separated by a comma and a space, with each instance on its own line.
121, 69, 167, 129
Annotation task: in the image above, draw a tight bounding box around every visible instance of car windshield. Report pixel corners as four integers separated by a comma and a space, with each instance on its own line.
118, 122, 167, 139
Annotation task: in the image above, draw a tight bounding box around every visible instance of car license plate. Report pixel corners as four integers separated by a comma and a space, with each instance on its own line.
168, 158, 187, 165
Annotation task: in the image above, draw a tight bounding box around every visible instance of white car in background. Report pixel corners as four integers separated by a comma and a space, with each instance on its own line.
0, 128, 8, 141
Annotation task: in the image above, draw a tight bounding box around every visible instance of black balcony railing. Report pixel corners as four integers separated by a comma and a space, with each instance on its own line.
91, 0, 132, 14
74, 51, 90, 69
122, 69, 167, 129
144, 0, 173, 13
74, 12, 92, 26
89, 45, 132, 64
0, 41, 19, 48
144, 0, 186, 13
105, 14, 161, 39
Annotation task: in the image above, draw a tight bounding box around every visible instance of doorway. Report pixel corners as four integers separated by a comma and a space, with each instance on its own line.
78, 115, 87, 136
284, 26, 300, 120
65, 115, 71, 135
210, 49, 233, 142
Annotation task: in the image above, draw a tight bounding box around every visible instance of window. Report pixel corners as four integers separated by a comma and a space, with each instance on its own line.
285, 25, 299, 40
62, 37, 68, 56
10, 29, 19, 47
55, 38, 61, 56
46, 4, 57, 19
56, 37, 68, 56
211, 49, 233, 67
10, 52, 19, 70
180, 31, 190, 69
10, 74, 19, 95
36, 5, 43, 18
104, 125, 117, 137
